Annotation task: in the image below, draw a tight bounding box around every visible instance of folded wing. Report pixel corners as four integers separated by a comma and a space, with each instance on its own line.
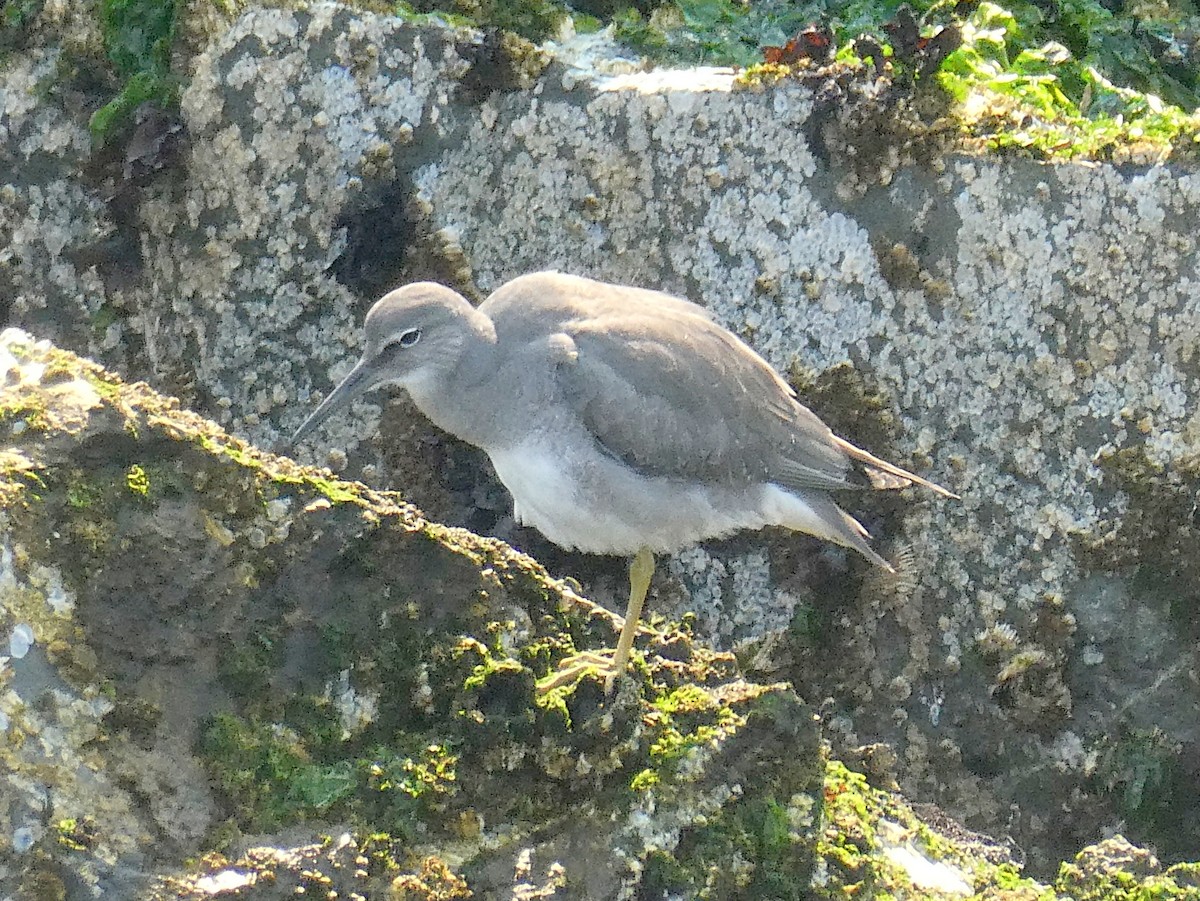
559, 305, 859, 492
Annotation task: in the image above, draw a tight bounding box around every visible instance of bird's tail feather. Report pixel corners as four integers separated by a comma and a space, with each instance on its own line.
832, 435, 959, 499
790, 490, 896, 573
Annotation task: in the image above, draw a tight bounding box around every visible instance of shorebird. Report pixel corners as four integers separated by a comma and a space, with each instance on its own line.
289, 272, 956, 691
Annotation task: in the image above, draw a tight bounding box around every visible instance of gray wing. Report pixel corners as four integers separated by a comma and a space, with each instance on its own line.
482, 271, 955, 497
556, 305, 857, 492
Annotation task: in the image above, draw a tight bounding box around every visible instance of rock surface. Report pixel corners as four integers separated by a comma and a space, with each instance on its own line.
3, 329, 1197, 901
2, 0, 1199, 878
0, 329, 821, 898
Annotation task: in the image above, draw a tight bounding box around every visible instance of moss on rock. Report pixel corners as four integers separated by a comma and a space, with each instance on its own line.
0, 331, 829, 896
5, 328, 1200, 901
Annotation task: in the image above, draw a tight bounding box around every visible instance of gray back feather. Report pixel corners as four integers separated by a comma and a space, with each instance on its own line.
481, 272, 859, 492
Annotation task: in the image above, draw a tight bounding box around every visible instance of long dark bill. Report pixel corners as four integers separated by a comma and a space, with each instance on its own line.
284, 359, 375, 452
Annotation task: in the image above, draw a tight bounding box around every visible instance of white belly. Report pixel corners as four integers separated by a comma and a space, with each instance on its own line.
487, 441, 786, 556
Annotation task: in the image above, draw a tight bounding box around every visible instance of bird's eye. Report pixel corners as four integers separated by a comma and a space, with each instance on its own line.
379, 328, 422, 359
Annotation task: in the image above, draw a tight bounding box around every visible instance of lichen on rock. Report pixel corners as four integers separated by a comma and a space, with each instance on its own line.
0, 330, 833, 897
4, 0, 1200, 884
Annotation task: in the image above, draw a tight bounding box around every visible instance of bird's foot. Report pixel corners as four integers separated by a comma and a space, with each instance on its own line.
536, 546, 654, 698
536, 650, 625, 696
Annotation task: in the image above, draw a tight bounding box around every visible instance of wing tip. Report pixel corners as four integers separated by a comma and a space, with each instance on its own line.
833, 435, 960, 500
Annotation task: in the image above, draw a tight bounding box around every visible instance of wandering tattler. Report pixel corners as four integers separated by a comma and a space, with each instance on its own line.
289, 271, 956, 691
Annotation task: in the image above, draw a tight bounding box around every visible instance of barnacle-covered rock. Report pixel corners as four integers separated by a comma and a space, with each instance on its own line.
4, 0, 1200, 877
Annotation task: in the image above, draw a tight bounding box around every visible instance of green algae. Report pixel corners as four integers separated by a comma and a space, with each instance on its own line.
197, 613, 813, 871
635, 0, 1197, 161
1091, 728, 1196, 861
810, 759, 1062, 899
817, 764, 881, 894
788, 599, 830, 648
199, 706, 461, 839
418, 0, 564, 40
0, 451, 47, 507
319, 621, 358, 673
0, 393, 52, 433
125, 463, 149, 496
91, 0, 180, 144
0, 0, 40, 32
629, 687, 824, 898
617, 0, 1199, 109
217, 627, 285, 700
393, 0, 475, 28
939, 2, 1200, 160
0, 0, 41, 62
54, 816, 99, 852
200, 712, 359, 832
641, 683, 747, 783
190, 545, 585, 842
66, 477, 105, 509
361, 742, 460, 839
614, 0, 788, 67
644, 794, 815, 899
1054, 839, 1200, 900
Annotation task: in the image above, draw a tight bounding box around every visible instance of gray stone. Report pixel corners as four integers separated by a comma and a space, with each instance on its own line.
3, 0, 1200, 875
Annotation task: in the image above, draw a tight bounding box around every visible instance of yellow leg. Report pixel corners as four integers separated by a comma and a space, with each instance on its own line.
609, 546, 654, 682
536, 546, 656, 696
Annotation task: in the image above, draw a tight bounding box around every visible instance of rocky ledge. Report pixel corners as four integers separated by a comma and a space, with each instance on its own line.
1, 331, 1197, 898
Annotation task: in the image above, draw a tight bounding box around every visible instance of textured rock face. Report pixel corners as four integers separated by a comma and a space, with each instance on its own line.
7, 331, 1147, 900
0, 331, 829, 898
2, 0, 1200, 877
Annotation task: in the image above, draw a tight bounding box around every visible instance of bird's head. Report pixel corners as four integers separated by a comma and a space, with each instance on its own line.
287, 282, 482, 449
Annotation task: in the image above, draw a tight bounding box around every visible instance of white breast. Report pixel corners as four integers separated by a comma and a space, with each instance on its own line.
487, 440, 779, 556
488, 443, 620, 553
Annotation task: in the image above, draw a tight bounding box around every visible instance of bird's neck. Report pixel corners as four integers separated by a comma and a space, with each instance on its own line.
406, 305, 501, 447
